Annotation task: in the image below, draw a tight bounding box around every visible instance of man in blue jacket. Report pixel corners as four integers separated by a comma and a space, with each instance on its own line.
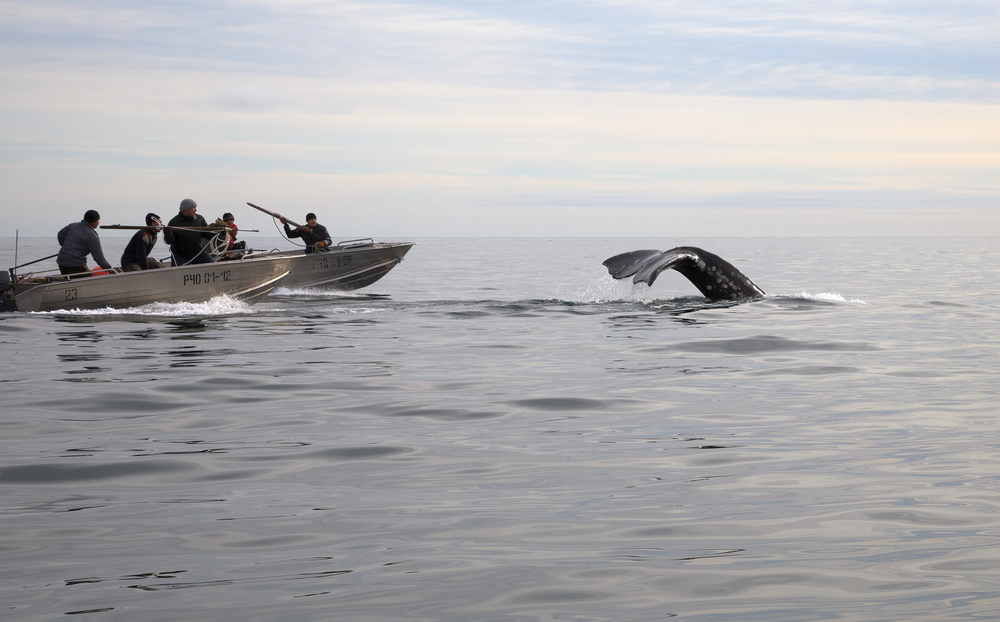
56, 210, 115, 277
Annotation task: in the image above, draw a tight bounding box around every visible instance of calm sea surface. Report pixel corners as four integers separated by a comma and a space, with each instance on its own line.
1, 236, 998, 622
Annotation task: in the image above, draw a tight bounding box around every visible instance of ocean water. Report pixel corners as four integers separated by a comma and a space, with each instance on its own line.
1, 236, 998, 622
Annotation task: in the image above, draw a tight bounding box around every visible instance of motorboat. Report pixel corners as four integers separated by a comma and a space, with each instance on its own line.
1, 253, 301, 313
2, 202, 415, 310
242, 203, 413, 291
268, 238, 414, 291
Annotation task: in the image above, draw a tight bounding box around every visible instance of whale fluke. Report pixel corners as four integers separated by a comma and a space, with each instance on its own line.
603, 246, 766, 301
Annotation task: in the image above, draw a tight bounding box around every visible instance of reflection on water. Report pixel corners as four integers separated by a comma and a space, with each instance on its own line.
1, 238, 999, 621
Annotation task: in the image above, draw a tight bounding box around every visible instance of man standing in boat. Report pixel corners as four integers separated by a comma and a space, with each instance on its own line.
163, 199, 217, 266
56, 210, 115, 277
281, 213, 332, 253
120, 213, 167, 271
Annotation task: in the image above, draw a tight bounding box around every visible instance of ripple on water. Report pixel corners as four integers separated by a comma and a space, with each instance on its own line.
0, 459, 194, 483
233, 446, 413, 462
748, 365, 861, 376
510, 398, 611, 411
338, 401, 506, 421
510, 588, 610, 604
644, 334, 879, 354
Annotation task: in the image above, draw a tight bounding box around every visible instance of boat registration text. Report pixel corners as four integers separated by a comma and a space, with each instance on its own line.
311, 255, 351, 270
184, 270, 233, 286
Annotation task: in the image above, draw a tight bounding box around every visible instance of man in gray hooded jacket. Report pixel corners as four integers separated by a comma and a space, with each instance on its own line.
57, 210, 115, 277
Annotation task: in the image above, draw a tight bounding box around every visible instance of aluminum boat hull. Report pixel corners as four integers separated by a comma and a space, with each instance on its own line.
272, 242, 413, 290
9, 255, 301, 312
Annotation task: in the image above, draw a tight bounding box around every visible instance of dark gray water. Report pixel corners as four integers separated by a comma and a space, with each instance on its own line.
2, 237, 999, 621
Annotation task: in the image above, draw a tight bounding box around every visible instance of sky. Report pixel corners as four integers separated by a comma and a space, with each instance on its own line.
1, 0, 998, 237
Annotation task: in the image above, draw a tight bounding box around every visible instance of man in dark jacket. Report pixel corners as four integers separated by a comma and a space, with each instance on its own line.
282, 212, 333, 253
163, 199, 217, 266
120, 213, 167, 271
57, 210, 115, 277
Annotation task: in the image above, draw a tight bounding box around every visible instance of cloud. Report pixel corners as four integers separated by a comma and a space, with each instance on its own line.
1, 1, 998, 236
605, 0, 999, 46
3, 63, 998, 234
2, 0, 998, 100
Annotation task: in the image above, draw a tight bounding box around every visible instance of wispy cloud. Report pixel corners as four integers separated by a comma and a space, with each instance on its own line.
2, 1, 998, 236
2, 0, 998, 100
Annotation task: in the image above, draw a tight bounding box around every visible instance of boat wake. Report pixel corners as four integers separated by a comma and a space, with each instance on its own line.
34, 295, 256, 317
268, 287, 383, 298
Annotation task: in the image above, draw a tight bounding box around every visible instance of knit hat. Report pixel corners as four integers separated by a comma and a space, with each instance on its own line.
145, 213, 160, 226
84, 210, 100, 223
305, 212, 317, 221
222, 212, 235, 221
179, 198, 197, 212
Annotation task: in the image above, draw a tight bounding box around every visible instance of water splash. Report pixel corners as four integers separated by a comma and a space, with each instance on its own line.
564, 278, 868, 307
787, 292, 868, 304
37, 295, 255, 317
564, 276, 654, 304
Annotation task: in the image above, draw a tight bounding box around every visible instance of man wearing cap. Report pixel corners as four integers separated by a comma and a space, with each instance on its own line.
120, 213, 167, 272
56, 210, 115, 277
163, 199, 217, 266
281, 212, 332, 253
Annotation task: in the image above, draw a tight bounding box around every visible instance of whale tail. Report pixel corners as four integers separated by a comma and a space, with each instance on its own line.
603, 246, 766, 301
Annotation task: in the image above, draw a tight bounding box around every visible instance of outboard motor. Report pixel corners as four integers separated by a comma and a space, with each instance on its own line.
0, 271, 16, 312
